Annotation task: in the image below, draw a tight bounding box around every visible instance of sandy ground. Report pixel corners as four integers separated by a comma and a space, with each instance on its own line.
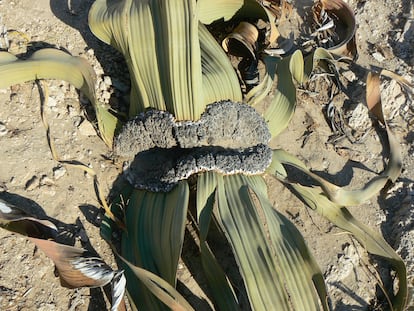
0, 0, 413, 310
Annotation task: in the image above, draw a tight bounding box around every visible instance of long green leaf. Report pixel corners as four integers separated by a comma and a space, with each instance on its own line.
216, 174, 292, 310
117, 253, 194, 311
289, 183, 406, 310
246, 176, 329, 311
263, 50, 303, 138
0, 48, 117, 147
199, 23, 243, 105
267, 67, 403, 207
196, 172, 239, 310
121, 181, 189, 310
272, 144, 401, 207
197, 0, 244, 24
89, 0, 205, 120
267, 150, 407, 310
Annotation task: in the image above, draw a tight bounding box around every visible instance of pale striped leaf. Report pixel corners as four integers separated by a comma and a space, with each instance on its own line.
263, 50, 303, 138
216, 174, 291, 310
0, 48, 117, 147
196, 172, 239, 310
283, 183, 407, 311
121, 181, 189, 310
246, 176, 329, 311
267, 150, 407, 310
89, 0, 204, 120
197, 0, 243, 24
118, 253, 194, 311
199, 23, 242, 105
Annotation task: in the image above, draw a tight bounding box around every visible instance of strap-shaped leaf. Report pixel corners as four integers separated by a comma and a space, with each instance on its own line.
272, 144, 401, 207
287, 182, 407, 310
0, 197, 126, 309
117, 253, 194, 311
267, 70, 403, 207
111, 270, 127, 311
89, 0, 204, 120
216, 174, 291, 310
199, 23, 242, 105
0, 48, 117, 147
196, 171, 217, 242
246, 176, 329, 311
0, 49, 94, 95
197, 0, 243, 24
268, 150, 407, 310
196, 172, 239, 310
216, 174, 328, 310
31, 239, 127, 309
121, 182, 189, 310
0, 198, 57, 238
263, 50, 303, 138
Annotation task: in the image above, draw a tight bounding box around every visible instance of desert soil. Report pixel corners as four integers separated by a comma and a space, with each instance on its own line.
0, 0, 413, 310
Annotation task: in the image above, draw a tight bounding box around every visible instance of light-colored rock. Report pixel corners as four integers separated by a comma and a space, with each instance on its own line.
325, 243, 376, 310
46, 96, 57, 107
0, 121, 7, 136
372, 51, 385, 62
347, 103, 371, 132
77, 120, 96, 136
24, 175, 38, 191
53, 166, 66, 179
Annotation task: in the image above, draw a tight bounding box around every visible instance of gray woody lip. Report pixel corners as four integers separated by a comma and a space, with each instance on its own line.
114, 101, 272, 192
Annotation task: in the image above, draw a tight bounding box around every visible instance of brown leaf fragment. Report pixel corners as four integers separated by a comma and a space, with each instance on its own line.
222, 22, 259, 59
0, 198, 57, 239
29, 238, 114, 289
366, 72, 384, 123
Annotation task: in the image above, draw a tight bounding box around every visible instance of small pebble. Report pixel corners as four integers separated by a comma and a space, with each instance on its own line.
39, 175, 55, 186
0, 121, 7, 136
103, 75, 112, 86
25, 176, 39, 191
78, 120, 96, 136
101, 90, 111, 101
72, 116, 83, 127
47, 96, 57, 107
372, 51, 385, 62
53, 166, 66, 179
342, 70, 357, 82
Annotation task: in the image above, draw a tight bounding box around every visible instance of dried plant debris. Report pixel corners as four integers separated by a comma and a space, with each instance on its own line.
0, 15, 8, 50
111, 270, 127, 311
0, 198, 125, 310
114, 101, 272, 192
0, 198, 57, 239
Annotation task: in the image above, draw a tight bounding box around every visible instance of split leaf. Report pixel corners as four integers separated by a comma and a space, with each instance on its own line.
215, 174, 328, 310
121, 181, 189, 310
263, 50, 303, 138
